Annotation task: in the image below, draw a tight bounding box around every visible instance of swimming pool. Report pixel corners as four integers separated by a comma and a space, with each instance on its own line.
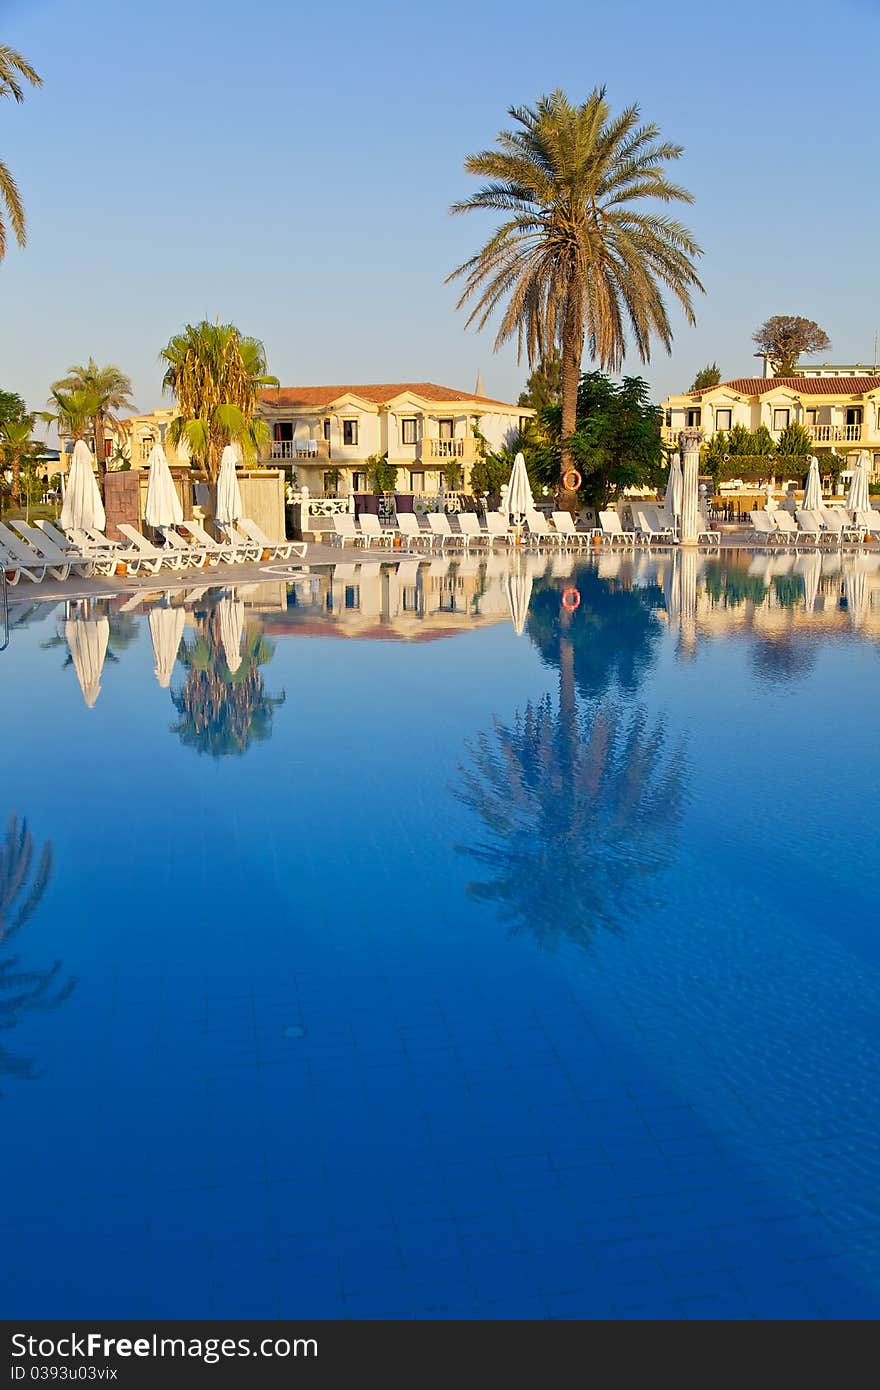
2, 550, 879, 1319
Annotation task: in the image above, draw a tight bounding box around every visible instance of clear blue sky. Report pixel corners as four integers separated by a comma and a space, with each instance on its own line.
2, 0, 878, 421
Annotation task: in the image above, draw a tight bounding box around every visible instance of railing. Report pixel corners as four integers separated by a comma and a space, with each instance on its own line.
423, 438, 470, 460
807, 424, 863, 443
0, 569, 9, 653
272, 440, 328, 461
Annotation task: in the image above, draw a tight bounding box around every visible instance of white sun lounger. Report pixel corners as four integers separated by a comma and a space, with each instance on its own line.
358, 513, 396, 548
598, 511, 636, 545
0, 541, 37, 584
525, 512, 564, 548
13, 522, 107, 578
0, 522, 72, 581
633, 509, 676, 544
238, 517, 306, 560
213, 521, 263, 561
427, 512, 465, 550
157, 528, 217, 567
456, 512, 490, 547
551, 510, 592, 547
394, 511, 430, 550
332, 514, 363, 547
770, 511, 801, 543
180, 519, 249, 563
484, 511, 513, 545
117, 523, 186, 571
750, 510, 784, 544
795, 510, 826, 544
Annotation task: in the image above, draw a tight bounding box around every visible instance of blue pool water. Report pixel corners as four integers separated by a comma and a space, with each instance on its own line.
1, 550, 879, 1319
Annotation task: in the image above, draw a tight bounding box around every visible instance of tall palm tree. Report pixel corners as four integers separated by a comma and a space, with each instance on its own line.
51, 359, 134, 488
160, 321, 278, 481
0, 45, 42, 260
448, 88, 703, 498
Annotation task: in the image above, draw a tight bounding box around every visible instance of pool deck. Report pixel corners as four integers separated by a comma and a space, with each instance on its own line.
4, 532, 879, 606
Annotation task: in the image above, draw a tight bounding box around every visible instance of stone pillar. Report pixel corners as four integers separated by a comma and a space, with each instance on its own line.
678, 428, 704, 544
103, 471, 140, 541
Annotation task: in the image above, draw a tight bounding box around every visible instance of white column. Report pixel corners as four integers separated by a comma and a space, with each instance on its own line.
678, 427, 704, 544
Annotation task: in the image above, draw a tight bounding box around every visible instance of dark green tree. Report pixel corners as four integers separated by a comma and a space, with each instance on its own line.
528, 373, 666, 507
518, 351, 561, 411
690, 362, 721, 390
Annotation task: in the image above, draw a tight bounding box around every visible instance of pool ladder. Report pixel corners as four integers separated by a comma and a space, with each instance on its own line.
0, 568, 8, 652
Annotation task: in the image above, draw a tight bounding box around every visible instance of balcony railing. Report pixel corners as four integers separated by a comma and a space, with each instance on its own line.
271, 440, 329, 461
421, 438, 478, 462
807, 424, 863, 443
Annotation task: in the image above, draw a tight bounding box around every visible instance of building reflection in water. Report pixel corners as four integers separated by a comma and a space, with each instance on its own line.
0, 815, 73, 1092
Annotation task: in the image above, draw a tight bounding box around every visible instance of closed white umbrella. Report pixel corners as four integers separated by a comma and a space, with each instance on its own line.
218, 592, 244, 673
505, 553, 533, 636
148, 605, 185, 688
846, 454, 870, 515
215, 444, 243, 526
60, 440, 105, 532
662, 453, 683, 528
505, 452, 534, 525
65, 613, 109, 708
803, 455, 822, 511
144, 444, 183, 529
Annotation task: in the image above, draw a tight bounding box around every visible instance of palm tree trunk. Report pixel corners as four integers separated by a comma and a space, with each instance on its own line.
11, 448, 21, 507
94, 412, 107, 493
558, 292, 584, 516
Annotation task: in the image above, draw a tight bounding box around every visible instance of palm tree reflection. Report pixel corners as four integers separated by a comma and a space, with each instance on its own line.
0, 815, 74, 1090
170, 602, 285, 756
457, 644, 685, 951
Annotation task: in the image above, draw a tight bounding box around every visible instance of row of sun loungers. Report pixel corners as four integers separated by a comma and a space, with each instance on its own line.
0, 517, 306, 586
750, 507, 880, 546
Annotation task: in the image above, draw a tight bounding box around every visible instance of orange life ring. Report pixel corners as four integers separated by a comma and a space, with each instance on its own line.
562, 468, 582, 492
561, 587, 581, 612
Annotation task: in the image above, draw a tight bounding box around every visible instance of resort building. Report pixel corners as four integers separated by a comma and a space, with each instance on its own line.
57, 382, 531, 497
661, 372, 880, 476
259, 382, 530, 495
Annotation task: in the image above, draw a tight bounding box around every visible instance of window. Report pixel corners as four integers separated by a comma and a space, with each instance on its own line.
806, 409, 818, 426
323, 419, 330, 441
344, 585, 360, 610
352, 471, 365, 492
438, 418, 454, 441
773, 409, 790, 430
409, 471, 424, 492
402, 586, 419, 612
846, 408, 863, 426
519, 416, 530, 434
140, 435, 154, 461
343, 419, 358, 446
686, 408, 701, 427
665, 409, 672, 428
715, 409, 731, 431
401, 418, 418, 445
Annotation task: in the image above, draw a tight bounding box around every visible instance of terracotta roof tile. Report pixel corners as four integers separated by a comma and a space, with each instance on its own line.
690, 376, 880, 398
260, 382, 519, 409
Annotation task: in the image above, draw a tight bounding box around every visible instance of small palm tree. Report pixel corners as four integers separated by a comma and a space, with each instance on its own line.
0, 412, 38, 508
51, 359, 134, 488
448, 88, 703, 495
160, 321, 278, 481
0, 45, 42, 260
